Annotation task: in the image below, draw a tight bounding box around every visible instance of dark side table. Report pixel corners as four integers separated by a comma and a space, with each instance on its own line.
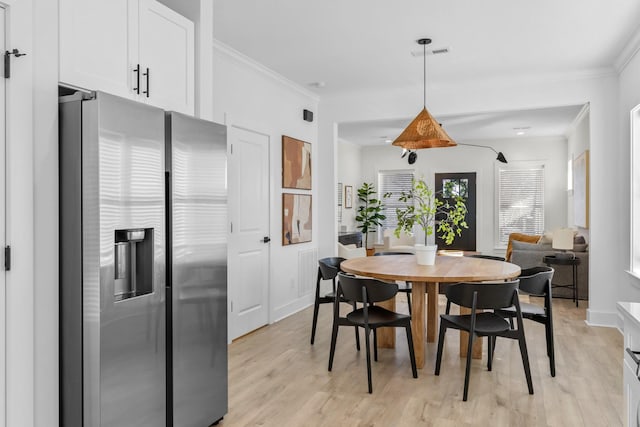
543, 255, 581, 307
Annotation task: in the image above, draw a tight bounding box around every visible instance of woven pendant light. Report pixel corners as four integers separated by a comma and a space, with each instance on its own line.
392, 38, 456, 150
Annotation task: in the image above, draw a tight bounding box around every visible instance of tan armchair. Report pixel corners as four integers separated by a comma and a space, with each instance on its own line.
381, 229, 415, 253
338, 242, 366, 259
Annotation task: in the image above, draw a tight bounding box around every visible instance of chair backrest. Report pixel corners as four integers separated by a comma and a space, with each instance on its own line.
518, 266, 554, 296
318, 257, 345, 280
445, 280, 519, 310
337, 273, 398, 303
466, 254, 506, 262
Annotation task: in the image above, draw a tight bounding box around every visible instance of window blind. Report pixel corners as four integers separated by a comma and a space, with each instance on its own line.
498, 167, 545, 245
378, 170, 414, 233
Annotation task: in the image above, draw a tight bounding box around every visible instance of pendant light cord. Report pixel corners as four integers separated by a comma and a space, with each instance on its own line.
423, 42, 426, 108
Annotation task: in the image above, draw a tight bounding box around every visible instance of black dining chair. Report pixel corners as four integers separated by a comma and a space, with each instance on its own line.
374, 252, 414, 314
465, 254, 506, 261
434, 280, 533, 401
495, 266, 556, 376
310, 257, 360, 350
329, 273, 418, 393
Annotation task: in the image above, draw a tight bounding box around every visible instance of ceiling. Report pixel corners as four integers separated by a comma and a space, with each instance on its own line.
338, 105, 586, 146
213, 0, 640, 143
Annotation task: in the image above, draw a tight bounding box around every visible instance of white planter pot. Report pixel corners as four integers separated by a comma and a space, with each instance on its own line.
415, 244, 438, 265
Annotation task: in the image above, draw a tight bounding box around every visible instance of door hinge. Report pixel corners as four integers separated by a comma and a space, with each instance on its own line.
4, 49, 26, 79
230, 300, 233, 312
230, 144, 233, 155
4, 246, 10, 271
230, 222, 233, 233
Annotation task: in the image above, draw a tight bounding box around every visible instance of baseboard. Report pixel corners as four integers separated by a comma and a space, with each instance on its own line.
271, 295, 313, 324
586, 308, 619, 328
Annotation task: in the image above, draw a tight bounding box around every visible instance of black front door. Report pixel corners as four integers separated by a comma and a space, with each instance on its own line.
435, 172, 476, 251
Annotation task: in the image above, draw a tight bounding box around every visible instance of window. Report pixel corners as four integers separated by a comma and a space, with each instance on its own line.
377, 170, 414, 240
631, 105, 640, 277
497, 164, 545, 246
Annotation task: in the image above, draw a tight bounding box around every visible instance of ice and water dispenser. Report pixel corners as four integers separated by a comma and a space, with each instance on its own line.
114, 228, 153, 301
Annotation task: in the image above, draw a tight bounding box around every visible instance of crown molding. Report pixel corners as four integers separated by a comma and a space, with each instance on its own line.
564, 102, 591, 138
614, 26, 640, 73
213, 38, 320, 102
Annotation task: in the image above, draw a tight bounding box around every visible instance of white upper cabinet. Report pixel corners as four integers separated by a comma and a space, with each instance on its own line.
60, 0, 135, 99
138, 0, 194, 115
60, 0, 194, 115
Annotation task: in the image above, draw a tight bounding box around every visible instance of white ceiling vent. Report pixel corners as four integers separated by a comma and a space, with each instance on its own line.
411, 47, 451, 57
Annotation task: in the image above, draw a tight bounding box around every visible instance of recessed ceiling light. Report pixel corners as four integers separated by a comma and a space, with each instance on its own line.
513, 126, 531, 136
385, 139, 392, 144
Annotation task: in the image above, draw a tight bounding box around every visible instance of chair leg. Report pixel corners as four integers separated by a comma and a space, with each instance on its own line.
463, 332, 475, 401
310, 276, 322, 345
517, 333, 534, 394
407, 291, 412, 316
352, 301, 360, 351
328, 316, 340, 371
405, 324, 418, 378
373, 329, 378, 362
364, 325, 373, 393
487, 335, 494, 372
434, 322, 447, 375
546, 319, 556, 377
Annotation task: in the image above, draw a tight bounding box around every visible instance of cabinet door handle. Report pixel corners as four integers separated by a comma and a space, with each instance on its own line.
133, 64, 140, 94
142, 67, 150, 98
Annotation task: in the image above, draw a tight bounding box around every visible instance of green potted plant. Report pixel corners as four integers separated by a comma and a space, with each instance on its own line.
394, 177, 468, 265
355, 182, 386, 255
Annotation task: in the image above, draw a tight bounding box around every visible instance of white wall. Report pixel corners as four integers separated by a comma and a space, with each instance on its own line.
318, 71, 619, 327
336, 139, 361, 231
350, 136, 567, 255
616, 37, 640, 311
212, 41, 320, 325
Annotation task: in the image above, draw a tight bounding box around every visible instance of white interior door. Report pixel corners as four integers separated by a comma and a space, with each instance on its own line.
228, 126, 270, 339
0, 7, 6, 427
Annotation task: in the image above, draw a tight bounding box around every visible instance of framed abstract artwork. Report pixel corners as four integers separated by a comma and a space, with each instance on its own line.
282, 193, 312, 245
282, 135, 312, 190
573, 150, 589, 228
344, 185, 353, 209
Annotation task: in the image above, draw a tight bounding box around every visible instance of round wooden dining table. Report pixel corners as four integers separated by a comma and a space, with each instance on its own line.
340, 254, 521, 369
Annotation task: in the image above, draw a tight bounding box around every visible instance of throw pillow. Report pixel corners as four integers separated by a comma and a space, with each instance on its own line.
573, 243, 588, 252
538, 230, 554, 245
505, 233, 541, 261
512, 241, 553, 251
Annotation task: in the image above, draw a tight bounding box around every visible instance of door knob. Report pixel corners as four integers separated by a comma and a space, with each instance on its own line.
263, 236, 271, 243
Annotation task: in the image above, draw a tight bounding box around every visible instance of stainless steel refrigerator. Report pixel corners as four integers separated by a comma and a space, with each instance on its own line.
60, 91, 228, 427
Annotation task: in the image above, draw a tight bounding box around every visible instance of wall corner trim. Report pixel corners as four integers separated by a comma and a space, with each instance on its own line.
213, 38, 320, 102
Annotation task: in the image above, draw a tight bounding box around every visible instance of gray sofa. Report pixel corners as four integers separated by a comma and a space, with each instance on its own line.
509, 240, 589, 300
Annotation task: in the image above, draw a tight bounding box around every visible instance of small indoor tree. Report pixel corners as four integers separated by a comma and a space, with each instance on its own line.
395, 177, 468, 246
355, 182, 386, 251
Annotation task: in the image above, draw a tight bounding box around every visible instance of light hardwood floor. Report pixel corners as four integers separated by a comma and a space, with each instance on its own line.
222, 296, 623, 426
